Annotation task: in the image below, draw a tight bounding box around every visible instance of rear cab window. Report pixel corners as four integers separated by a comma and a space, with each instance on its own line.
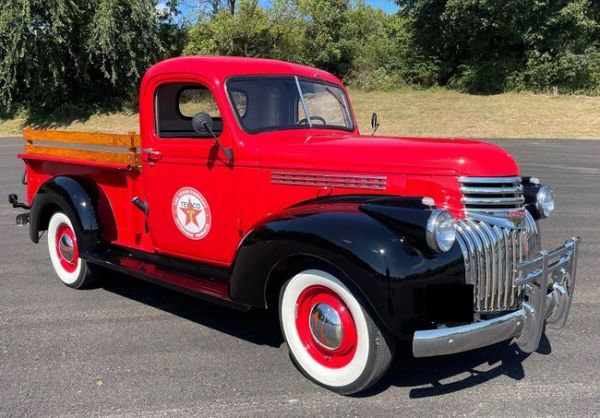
155, 83, 222, 138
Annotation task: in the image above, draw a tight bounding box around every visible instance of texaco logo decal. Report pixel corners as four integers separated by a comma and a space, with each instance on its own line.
172, 187, 212, 240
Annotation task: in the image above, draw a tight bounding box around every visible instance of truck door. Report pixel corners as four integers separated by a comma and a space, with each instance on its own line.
140, 78, 238, 265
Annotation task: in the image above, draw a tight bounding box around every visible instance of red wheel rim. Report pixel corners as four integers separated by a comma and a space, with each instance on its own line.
295, 285, 357, 368
55, 223, 79, 273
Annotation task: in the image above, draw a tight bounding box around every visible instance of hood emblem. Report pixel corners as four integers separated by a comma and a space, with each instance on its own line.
467, 210, 527, 229
506, 209, 526, 220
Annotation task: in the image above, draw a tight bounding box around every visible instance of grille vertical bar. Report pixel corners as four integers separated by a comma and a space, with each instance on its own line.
456, 212, 539, 312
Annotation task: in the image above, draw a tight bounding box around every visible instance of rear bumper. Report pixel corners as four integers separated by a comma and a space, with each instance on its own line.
8, 193, 30, 225
412, 237, 580, 357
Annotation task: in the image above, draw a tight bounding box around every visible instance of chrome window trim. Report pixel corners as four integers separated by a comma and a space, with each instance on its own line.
294, 76, 312, 128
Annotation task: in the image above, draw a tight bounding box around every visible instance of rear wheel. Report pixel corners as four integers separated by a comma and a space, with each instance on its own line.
47, 211, 98, 289
279, 269, 395, 395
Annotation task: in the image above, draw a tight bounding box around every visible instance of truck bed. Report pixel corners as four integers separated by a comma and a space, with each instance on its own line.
19, 129, 150, 252
22, 128, 141, 167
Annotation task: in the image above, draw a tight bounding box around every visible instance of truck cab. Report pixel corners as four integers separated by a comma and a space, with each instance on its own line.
138, 58, 376, 265
11, 56, 580, 395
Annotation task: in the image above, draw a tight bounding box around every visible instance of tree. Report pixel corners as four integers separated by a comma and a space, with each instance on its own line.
0, 0, 89, 111
197, 0, 236, 16
396, 0, 600, 93
184, 0, 305, 61
157, 0, 187, 57
0, 0, 172, 114
86, 0, 163, 94
297, 0, 354, 77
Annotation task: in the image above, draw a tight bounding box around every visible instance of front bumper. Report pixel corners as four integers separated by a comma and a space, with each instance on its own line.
412, 237, 580, 357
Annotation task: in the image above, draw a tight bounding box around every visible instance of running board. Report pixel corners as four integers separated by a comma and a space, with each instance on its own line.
82, 246, 250, 311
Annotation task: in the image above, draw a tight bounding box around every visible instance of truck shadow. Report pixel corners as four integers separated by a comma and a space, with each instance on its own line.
100, 271, 552, 398
361, 333, 552, 398
100, 272, 285, 348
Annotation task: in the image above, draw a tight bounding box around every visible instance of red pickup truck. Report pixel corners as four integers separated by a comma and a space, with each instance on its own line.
10, 56, 580, 395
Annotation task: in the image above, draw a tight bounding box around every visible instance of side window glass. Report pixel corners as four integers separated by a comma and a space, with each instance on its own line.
178, 87, 220, 118
156, 83, 222, 138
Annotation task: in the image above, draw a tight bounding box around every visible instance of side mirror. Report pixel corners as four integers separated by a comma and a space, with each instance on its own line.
191, 112, 233, 163
370, 112, 379, 136
192, 112, 213, 135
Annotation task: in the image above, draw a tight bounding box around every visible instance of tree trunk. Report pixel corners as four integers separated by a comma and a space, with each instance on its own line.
227, 0, 235, 14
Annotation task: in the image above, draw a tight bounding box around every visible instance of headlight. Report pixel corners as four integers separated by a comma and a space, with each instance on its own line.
426, 210, 456, 252
536, 185, 555, 218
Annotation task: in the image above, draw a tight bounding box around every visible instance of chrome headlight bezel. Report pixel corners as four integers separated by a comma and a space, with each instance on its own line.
426, 209, 457, 252
536, 185, 555, 218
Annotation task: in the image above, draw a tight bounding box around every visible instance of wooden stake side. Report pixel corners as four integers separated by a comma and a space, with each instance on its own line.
24, 144, 138, 166
22, 128, 141, 166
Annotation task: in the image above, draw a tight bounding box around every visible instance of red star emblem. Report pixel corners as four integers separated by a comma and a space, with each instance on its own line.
179, 198, 202, 227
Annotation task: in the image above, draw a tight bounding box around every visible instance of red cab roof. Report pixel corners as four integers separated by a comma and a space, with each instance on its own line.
142, 56, 343, 86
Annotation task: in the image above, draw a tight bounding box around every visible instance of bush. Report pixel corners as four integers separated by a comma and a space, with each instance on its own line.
403, 0, 600, 95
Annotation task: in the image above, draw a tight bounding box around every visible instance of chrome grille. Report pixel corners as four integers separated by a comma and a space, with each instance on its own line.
455, 212, 540, 312
459, 176, 525, 214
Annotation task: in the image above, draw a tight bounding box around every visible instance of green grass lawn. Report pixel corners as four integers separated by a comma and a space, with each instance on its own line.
2, 89, 599, 139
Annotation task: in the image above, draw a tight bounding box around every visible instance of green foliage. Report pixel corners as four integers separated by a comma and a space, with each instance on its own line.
347, 8, 439, 89
2, 0, 599, 117
399, 0, 600, 94
297, 0, 354, 77
184, 0, 600, 94
0, 0, 87, 112
184, 0, 435, 87
344, 2, 398, 88
515, 48, 600, 94
87, 0, 162, 92
0, 0, 181, 115
184, 0, 305, 61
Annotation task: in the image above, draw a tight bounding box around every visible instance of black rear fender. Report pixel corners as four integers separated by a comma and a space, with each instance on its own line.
29, 176, 100, 252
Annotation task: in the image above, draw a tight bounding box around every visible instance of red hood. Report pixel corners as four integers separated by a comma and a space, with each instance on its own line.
255, 131, 519, 177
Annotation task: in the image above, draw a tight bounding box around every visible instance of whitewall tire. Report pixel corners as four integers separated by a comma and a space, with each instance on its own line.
279, 269, 395, 395
47, 211, 97, 289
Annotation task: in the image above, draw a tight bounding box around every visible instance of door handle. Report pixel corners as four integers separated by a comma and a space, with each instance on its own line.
142, 148, 162, 162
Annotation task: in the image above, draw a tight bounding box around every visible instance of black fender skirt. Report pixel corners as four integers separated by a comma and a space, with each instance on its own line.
230, 195, 469, 339
29, 176, 100, 252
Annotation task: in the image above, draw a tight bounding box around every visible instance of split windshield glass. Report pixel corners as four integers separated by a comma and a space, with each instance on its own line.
227, 76, 354, 134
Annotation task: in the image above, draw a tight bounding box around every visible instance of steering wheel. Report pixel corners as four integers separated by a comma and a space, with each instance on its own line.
296, 115, 327, 126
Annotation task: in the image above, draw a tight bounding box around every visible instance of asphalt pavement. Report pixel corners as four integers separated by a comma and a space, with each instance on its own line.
1, 137, 599, 417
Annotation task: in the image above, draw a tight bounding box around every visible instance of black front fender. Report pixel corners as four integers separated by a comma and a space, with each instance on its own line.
29, 176, 100, 251
230, 196, 467, 338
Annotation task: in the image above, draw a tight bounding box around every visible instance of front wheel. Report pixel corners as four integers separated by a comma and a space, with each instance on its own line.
279, 269, 395, 395
47, 211, 98, 289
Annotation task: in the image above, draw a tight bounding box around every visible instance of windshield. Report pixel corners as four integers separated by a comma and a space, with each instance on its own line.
227, 76, 354, 133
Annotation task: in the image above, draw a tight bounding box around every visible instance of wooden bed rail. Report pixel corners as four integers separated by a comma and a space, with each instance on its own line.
23, 128, 141, 166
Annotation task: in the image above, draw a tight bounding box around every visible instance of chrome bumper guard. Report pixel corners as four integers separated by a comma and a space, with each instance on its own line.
412, 237, 580, 357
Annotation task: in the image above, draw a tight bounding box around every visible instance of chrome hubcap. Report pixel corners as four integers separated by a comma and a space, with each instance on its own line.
309, 303, 343, 350
58, 234, 75, 262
